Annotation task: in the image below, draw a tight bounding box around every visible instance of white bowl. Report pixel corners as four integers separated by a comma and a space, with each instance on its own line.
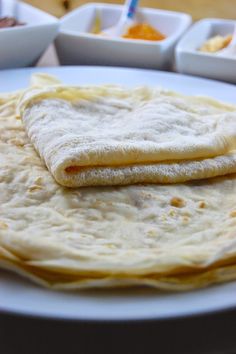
0, 0, 59, 69
175, 19, 236, 83
55, 3, 191, 69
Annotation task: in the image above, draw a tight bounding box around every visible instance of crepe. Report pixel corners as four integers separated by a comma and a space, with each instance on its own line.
1, 76, 236, 290
17, 81, 236, 187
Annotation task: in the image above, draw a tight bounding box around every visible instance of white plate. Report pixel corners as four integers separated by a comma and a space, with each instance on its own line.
0, 66, 236, 322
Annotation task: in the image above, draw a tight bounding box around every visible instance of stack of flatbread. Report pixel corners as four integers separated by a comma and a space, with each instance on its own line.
1, 73, 236, 290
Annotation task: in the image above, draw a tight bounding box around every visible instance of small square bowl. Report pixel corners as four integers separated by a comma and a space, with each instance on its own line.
175, 18, 236, 83
0, 0, 59, 69
55, 3, 191, 70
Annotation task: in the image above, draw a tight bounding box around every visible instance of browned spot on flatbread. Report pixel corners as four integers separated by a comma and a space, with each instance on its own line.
199, 201, 207, 209
0, 221, 8, 229
170, 197, 186, 208
65, 166, 81, 173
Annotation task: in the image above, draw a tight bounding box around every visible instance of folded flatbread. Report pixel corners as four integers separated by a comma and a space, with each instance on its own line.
17, 81, 236, 187
0, 76, 236, 290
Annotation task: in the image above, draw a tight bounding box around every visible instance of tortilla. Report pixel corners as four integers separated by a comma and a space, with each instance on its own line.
1, 78, 236, 290
18, 82, 236, 187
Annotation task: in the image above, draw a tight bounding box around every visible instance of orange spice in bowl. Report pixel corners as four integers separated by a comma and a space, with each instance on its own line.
122, 23, 166, 41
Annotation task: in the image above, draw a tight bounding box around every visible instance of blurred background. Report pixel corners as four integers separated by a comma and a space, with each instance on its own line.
24, 0, 236, 20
